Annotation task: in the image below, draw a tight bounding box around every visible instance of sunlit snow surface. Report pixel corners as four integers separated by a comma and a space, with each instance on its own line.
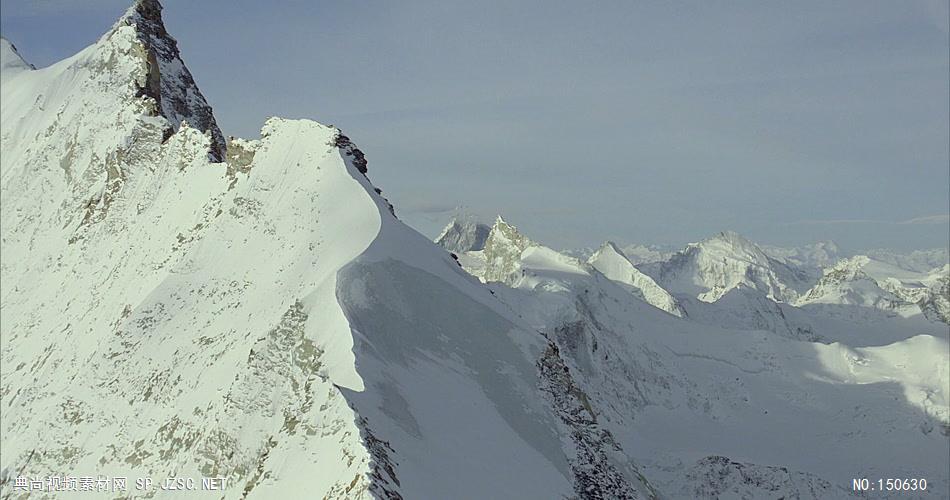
1, 2, 948, 499
0, 5, 576, 498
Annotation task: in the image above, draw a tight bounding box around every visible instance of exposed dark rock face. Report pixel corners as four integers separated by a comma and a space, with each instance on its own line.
334, 132, 368, 174
334, 130, 397, 217
121, 0, 226, 161
683, 455, 851, 499
538, 341, 655, 500
356, 416, 404, 500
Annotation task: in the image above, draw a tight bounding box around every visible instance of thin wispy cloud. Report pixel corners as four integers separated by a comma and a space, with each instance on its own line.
900, 214, 950, 225
790, 214, 950, 226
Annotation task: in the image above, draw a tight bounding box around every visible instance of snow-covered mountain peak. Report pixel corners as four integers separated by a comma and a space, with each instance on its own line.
693, 230, 768, 261
0, 37, 33, 76
641, 230, 806, 303
487, 216, 534, 252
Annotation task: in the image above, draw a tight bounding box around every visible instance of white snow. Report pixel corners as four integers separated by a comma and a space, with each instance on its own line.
588, 241, 684, 316
3, 2, 948, 498
0, 6, 576, 498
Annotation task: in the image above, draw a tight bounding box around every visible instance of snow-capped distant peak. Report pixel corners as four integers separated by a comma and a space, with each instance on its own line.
696, 230, 766, 259
0, 37, 34, 76
640, 230, 806, 303
479, 216, 536, 282
588, 241, 685, 316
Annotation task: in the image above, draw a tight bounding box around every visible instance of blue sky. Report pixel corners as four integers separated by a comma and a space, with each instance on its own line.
2, 0, 948, 252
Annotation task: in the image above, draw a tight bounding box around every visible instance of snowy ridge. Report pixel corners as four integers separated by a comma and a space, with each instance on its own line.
587, 242, 685, 317
618, 243, 675, 265
0, 37, 34, 75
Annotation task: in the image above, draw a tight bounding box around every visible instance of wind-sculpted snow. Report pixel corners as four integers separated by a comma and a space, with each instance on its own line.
335, 260, 574, 498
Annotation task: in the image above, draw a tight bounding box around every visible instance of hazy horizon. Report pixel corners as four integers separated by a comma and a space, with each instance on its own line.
3, 0, 948, 253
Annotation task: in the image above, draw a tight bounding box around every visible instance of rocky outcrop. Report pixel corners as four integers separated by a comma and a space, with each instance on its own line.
116, 0, 226, 160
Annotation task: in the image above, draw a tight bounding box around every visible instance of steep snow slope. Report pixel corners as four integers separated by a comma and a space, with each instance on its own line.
640, 231, 812, 303
1, 3, 651, 498
587, 242, 685, 317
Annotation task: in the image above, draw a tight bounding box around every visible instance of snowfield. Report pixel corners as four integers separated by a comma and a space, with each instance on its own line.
1, 1, 948, 499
